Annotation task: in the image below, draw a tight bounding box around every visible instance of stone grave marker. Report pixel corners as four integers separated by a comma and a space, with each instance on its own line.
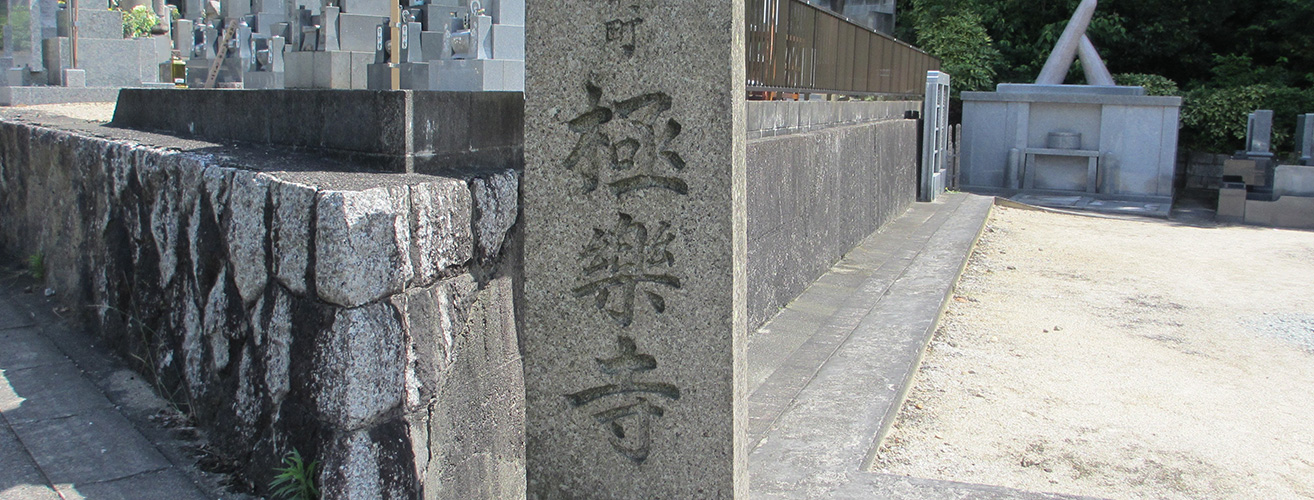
522, 0, 748, 497
1296, 113, 1312, 165
1247, 109, 1274, 155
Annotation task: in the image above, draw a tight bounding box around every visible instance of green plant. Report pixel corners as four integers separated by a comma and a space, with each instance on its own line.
916, 12, 1001, 95
270, 449, 320, 500
27, 252, 44, 280
122, 5, 158, 38
1114, 73, 1180, 96
168, 4, 180, 22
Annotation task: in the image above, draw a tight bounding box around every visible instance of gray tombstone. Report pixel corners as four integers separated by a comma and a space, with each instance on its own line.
523, 0, 748, 497
174, 19, 194, 60
1247, 109, 1274, 155
321, 5, 340, 51
1297, 114, 1313, 165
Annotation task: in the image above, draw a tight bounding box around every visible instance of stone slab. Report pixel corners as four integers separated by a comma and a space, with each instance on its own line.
9, 408, 171, 485
0, 328, 66, 371
313, 50, 353, 89
55, 468, 208, 500
57, 8, 125, 39
996, 83, 1144, 96
490, 23, 524, 61
523, 0, 747, 497
1275, 165, 1314, 198
0, 361, 115, 423
0, 298, 34, 330
337, 13, 387, 53
0, 420, 60, 500
111, 89, 523, 173
339, 0, 390, 17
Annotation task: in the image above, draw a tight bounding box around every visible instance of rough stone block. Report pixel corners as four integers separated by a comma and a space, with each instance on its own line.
398, 274, 477, 410
470, 170, 518, 261
271, 178, 316, 294
408, 179, 473, 287
314, 302, 406, 430
226, 172, 275, 311
315, 186, 413, 308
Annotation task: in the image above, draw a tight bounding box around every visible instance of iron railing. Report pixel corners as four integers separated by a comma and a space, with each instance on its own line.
747, 0, 940, 97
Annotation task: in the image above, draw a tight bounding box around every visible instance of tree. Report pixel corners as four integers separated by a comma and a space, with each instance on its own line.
916, 12, 1001, 94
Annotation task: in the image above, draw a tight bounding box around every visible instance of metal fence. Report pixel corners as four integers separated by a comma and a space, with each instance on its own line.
747, 0, 940, 97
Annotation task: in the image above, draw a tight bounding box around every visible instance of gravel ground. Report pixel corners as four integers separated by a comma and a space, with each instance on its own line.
873, 206, 1314, 500
15, 102, 117, 122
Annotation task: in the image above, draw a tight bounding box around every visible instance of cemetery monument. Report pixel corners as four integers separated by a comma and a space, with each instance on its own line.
958, 0, 1183, 209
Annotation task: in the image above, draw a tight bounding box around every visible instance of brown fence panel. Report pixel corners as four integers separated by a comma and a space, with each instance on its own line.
746, 0, 938, 97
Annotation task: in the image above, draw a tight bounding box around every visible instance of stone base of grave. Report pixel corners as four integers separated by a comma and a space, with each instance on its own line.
284, 50, 372, 89
424, 59, 524, 92
0, 86, 123, 106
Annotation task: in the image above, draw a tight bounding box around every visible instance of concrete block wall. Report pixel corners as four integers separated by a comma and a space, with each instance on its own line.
0, 118, 525, 499
746, 100, 920, 139
111, 89, 524, 175
745, 113, 920, 330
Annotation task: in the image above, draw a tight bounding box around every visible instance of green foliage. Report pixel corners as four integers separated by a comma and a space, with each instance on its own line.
897, 0, 1314, 153
168, 4, 180, 22
1181, 85, 1314, 154
917, 12, 1000, 94
270, 449, 320, 500
122, 5, 158, 38
1113, 73, 1179, 96
27, 252, 44, 280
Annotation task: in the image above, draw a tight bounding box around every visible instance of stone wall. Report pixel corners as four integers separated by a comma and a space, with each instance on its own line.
0, 113, 524, 499
746, 114, 920, 330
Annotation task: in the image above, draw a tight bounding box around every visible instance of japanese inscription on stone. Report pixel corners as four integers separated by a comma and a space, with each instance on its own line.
565, 336, 680, 463
559, 6, 696, 463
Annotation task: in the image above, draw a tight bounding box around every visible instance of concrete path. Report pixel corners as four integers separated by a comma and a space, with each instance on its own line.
747, 193, 1100, 499
0, 274, 214, 500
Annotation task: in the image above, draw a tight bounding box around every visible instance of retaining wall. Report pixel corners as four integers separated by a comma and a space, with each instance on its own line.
745, 102, 920, 330
0, 111, 525, 499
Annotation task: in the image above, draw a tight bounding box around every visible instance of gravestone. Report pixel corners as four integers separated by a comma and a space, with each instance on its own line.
1246, 109, 1274, 156
523, 0, 748, 497
1296, 114, 1312, 166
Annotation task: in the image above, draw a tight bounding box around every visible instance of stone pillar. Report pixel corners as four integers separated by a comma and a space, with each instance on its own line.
1077, 35, 1115, 86
522, 0, 748, 497
1035, 0, 1097, 85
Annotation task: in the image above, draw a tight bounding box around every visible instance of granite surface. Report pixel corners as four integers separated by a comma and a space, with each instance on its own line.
522, 0, 748, 497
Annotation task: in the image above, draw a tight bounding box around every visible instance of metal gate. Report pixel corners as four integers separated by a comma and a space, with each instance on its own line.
920, 70, 951, 201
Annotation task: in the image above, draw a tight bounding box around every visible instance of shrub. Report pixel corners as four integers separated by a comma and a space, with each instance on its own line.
122, 5, 157, 38
1113, 73, 1179, 96
1180, 84, 1314, 154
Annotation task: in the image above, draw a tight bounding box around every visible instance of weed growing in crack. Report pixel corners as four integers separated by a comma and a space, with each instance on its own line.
27, 252, 44, 280
270, 449, 320, 500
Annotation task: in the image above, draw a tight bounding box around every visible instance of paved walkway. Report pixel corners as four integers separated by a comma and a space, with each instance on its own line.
747, 193, 1100, 499
0, 273, 213, 500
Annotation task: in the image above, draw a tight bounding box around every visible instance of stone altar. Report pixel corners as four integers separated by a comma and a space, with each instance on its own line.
959, 0, 1182, 203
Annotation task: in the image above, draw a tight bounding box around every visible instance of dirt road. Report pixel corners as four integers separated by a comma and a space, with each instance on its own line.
873, 206, 1314, 500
